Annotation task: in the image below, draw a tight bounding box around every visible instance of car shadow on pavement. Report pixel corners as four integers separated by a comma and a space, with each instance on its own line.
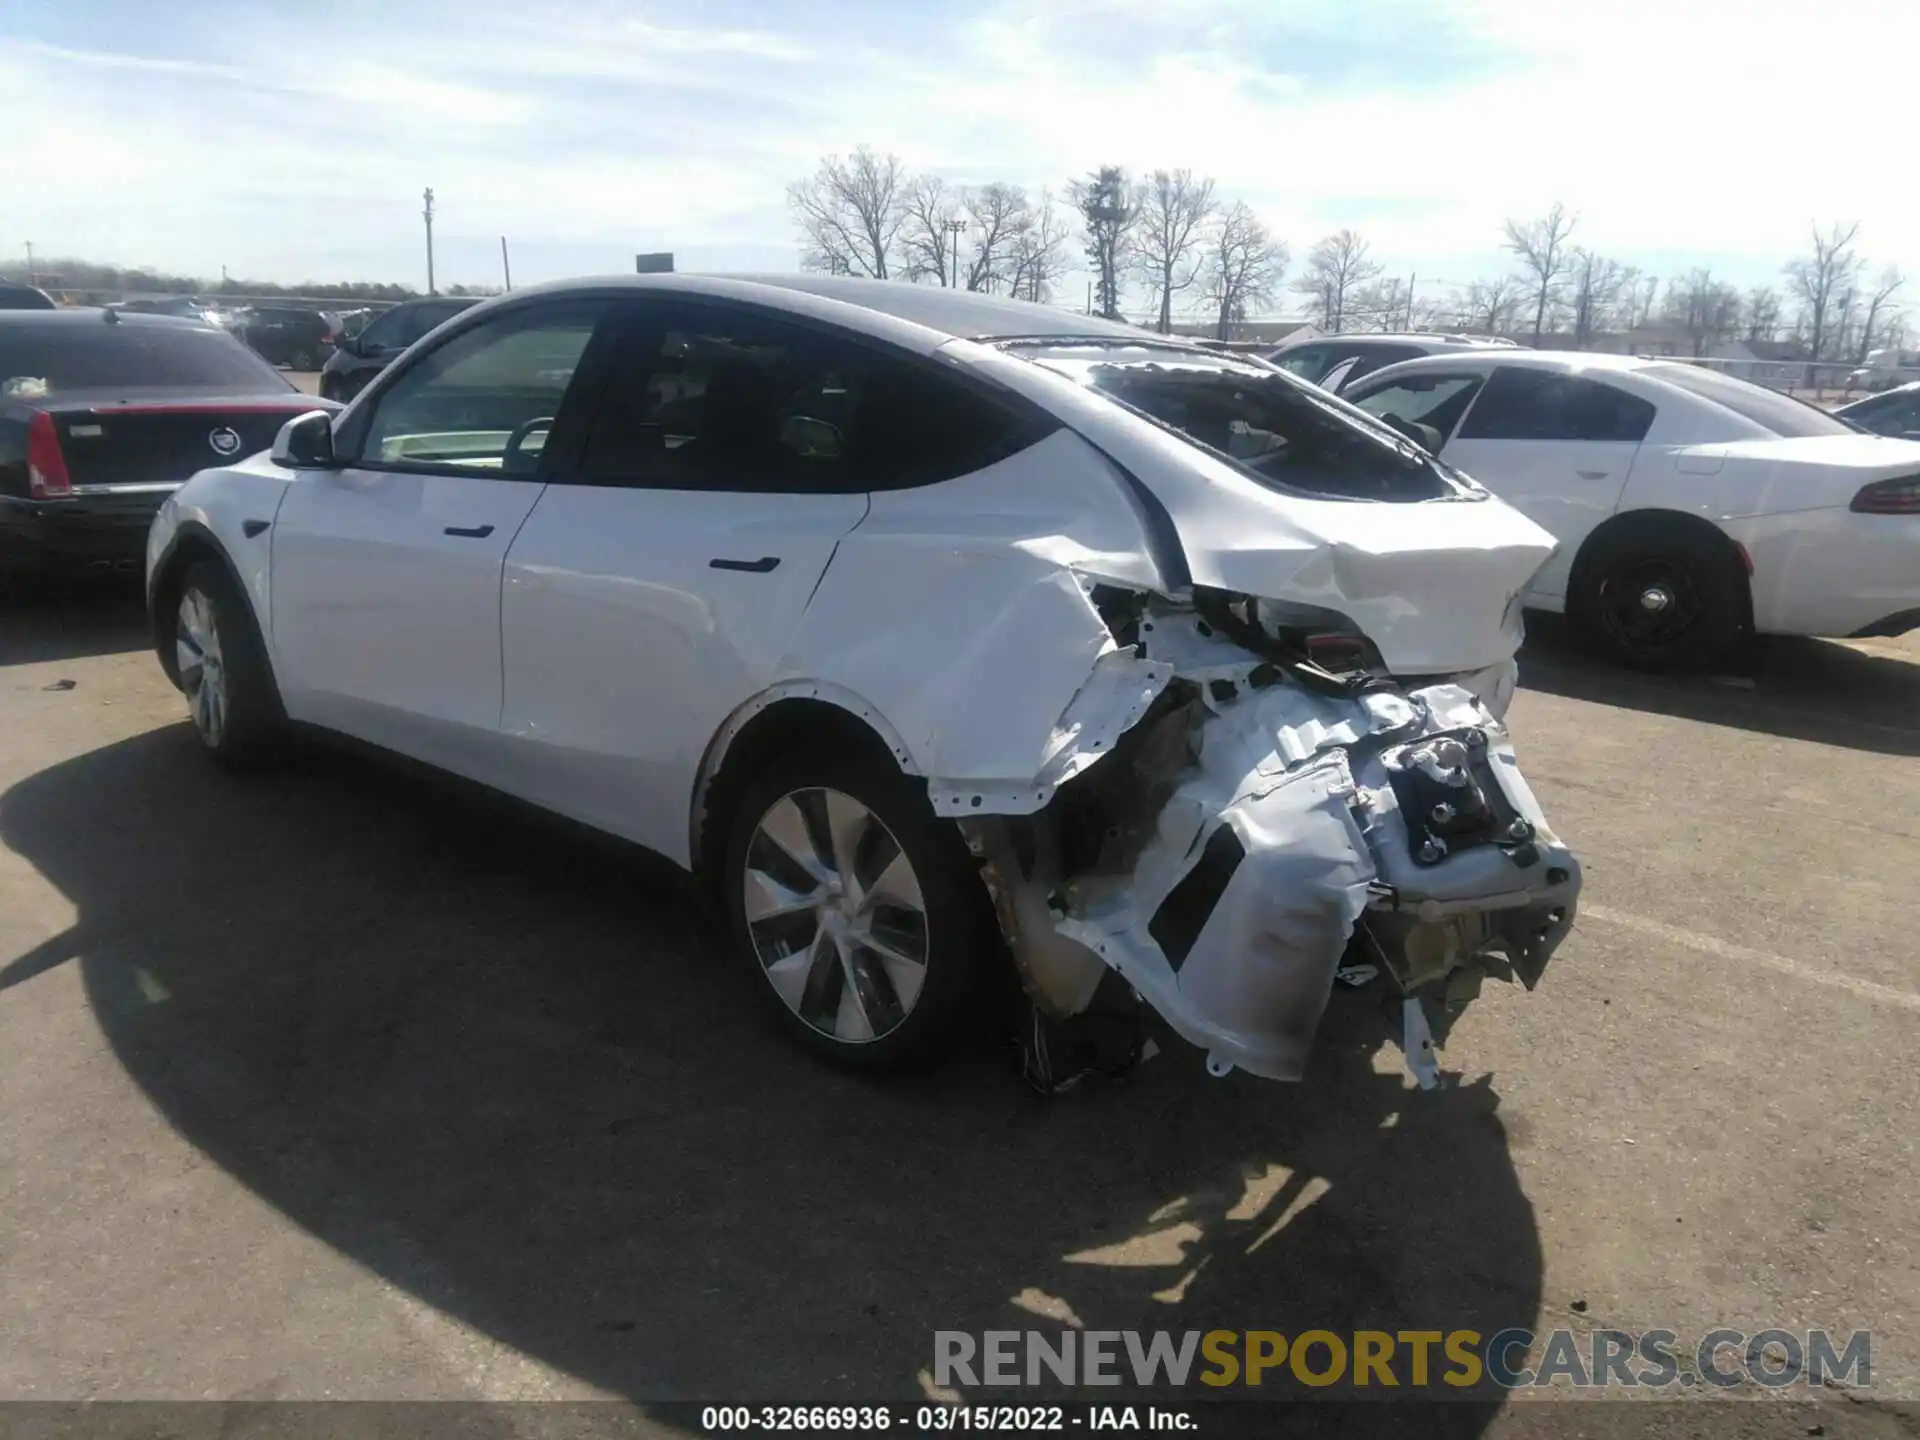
1518, 615, 1920, 758
0, 726, 1540, 1433
0, 577, 150, 667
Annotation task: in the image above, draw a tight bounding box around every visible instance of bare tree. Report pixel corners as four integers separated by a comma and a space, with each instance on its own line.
1744, 286, 1783, 343
1627, 273, 1660, 329
1459, 275, 1521, 335
788, 147, 907, 280
962, 182, 1031, 293
1292, 229, 1381, 331
1783, 220, 1862, 362
1130, 169, 1216, 333
1567, 248, 1627, 349
1349, 277, 1410, 332
1664, 268, 1743, 356
1856, 266, 1906, 361
1007, 190, 1070, 304
1502, 201, 1577, 347
1200, 202, 1285, 339
1070, 166, 1139, 319
900, 174, 964, 286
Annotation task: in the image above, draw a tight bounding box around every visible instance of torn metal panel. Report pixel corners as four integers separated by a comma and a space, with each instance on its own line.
977, 672, 1580, 1083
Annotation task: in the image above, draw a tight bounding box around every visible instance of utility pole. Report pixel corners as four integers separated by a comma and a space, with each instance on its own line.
943, 217, 967, 288
24, 240, 36, 288
422, 187, 436, 296
1405, 273, 1417, 330
500, 236, 512, 291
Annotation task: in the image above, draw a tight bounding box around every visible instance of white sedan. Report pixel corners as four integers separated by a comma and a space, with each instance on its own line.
1340, 352, 1920, 666
147, 274, 1582, 1087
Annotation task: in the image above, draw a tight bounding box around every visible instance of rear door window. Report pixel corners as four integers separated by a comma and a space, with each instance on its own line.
1457, 367, 1656, 443
578, 302, 1047, 494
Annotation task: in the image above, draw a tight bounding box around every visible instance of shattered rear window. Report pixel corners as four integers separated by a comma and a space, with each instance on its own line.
1015, 343, 1465, 502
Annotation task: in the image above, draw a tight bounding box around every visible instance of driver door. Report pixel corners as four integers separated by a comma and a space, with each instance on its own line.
271, 298, 614, 772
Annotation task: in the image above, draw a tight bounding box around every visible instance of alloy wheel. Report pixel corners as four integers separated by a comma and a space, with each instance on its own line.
741, 787, 929, 1044
176, 587, 227, 747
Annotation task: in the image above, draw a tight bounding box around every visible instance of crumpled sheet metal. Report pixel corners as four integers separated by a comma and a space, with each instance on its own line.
1054, 680, 1580, 1081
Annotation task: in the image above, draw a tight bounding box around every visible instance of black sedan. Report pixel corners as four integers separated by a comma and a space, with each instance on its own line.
232, 304, 333, 369
0, 309, 334, 577
1835, 381, 1920, 440
318, 295, 477, 402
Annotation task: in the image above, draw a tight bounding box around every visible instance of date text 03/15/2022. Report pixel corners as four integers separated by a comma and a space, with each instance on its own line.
700, 1406, 1190, 1432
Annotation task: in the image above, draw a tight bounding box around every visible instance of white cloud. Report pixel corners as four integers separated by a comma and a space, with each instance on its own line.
1, 0, 1913, 305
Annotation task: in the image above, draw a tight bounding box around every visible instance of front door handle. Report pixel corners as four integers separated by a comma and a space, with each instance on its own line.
444, 524, 495, 539
1575, 469, 1611, 481
709, 556, 781, 573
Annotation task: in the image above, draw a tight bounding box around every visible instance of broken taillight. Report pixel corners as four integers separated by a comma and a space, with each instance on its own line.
1850, 474, 1920, 514
26, 411, 72, 499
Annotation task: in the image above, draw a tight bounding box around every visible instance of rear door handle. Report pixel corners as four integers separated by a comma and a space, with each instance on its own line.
709, 556, 781, 573
444, 524, 495, 539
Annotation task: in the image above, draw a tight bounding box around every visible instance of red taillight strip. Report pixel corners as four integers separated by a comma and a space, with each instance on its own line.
26, 412, 72, 499
98, 403, 314, 415
1849, 474, 1920, 515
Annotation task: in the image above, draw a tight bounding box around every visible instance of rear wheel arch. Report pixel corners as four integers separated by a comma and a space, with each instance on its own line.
1568, 509, 1753, 622
691, 688, 921, 887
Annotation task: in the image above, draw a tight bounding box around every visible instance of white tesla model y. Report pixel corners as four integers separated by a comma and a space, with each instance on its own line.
147, 275, 1582, 1085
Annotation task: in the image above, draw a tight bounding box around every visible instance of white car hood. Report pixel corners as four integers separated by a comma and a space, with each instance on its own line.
954, 343, 1556, 675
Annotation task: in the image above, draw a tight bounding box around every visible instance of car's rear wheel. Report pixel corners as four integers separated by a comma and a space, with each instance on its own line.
721, 749, 993, 1070
1570, 525, 1746, 670
290, 347, 318, 371
175, 560, 288, 768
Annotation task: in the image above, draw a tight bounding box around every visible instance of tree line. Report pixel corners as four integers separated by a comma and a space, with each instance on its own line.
0, 257, 503, 305
792, 149, 1909, 360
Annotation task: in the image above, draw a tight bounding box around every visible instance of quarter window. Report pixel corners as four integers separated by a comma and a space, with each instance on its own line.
1458, 367, 1656, 443
359, 303, 600, 474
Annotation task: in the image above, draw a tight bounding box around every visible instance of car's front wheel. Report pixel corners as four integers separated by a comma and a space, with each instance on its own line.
174, 560, 288, 768
721, 749, 994, 1070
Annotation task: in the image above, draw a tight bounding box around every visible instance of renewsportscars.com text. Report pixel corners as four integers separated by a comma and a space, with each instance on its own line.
933, 1327, 1870, 1390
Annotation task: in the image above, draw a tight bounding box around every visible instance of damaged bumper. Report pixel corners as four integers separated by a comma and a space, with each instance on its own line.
963, 635, 1579, 1084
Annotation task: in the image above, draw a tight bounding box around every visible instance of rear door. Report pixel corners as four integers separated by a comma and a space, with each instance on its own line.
496, 297, 876, 860
1439, 366, 1656, 600
271, 298, 613, 771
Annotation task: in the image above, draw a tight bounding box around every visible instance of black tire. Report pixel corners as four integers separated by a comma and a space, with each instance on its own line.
1570, 523, 1746, 670
173, 559, 289, 769
290, 348, 317, 371
720, 746, 996, 1071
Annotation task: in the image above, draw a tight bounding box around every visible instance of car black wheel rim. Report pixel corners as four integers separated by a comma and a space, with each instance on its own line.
1595, 558, 1702, 654
741, 786, 929, 1044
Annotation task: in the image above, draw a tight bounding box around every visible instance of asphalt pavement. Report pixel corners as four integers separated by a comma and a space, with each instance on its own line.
0, 584, 1915, 1439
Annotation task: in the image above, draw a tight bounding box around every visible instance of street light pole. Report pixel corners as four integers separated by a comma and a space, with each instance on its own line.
24, 240, 36, 289
422, 187, 437, 297
944, 217, 967, 288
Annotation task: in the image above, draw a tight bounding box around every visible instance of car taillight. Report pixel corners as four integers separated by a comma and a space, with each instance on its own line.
27, 411, 72, 499
1850, 474, 1920, 514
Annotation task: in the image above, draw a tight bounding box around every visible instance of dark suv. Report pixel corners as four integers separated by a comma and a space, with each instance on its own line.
318, 296, 478, 402
233, 305, 333, 369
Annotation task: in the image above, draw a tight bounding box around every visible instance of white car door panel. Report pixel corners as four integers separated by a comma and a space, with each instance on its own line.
269, 297, 608, 773
273, 471, 545, 750
1438, 437, 1638, 600
499, 485, 868, 860
1437, 366, 1657, 603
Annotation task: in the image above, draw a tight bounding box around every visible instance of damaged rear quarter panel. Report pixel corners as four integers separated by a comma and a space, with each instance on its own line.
951, 342, 1557, 676
782, 426, 1173, 812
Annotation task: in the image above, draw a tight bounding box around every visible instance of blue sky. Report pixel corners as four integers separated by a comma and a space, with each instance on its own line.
2, 0, 1912, 317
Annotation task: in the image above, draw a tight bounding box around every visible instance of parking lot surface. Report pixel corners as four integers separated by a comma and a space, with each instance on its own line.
1, 584, 1916, 1438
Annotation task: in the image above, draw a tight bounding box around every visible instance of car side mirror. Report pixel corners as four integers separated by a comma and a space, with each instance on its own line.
271, 410, 337, 469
